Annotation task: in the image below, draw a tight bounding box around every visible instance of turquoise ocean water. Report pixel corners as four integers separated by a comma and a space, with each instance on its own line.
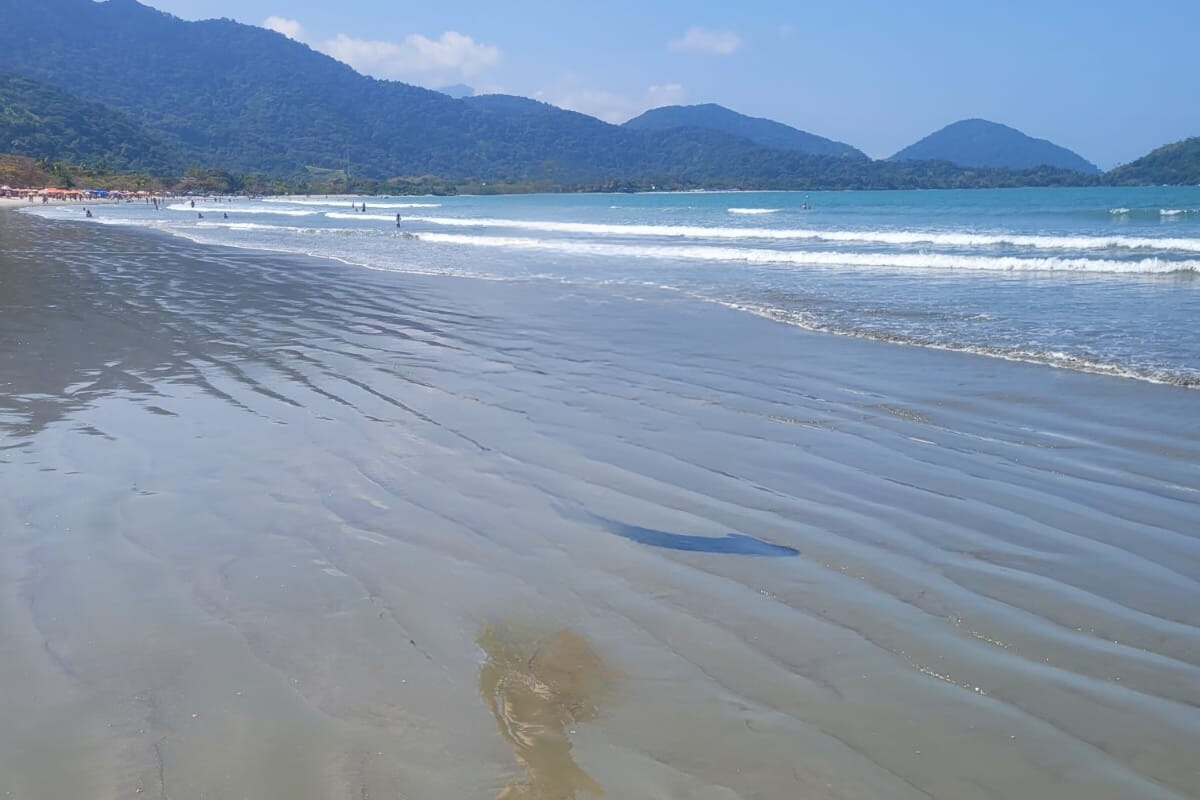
29, 186, 1200, 386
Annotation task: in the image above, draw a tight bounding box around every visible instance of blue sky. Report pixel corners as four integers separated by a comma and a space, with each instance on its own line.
135, 0, 1199, 168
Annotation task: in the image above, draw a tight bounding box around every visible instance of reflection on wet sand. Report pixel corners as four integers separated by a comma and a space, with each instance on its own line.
5, 212, 1200, 799
478, 625, 613, 800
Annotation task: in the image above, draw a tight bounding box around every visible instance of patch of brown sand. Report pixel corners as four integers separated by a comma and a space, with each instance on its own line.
478, 624, 615, 800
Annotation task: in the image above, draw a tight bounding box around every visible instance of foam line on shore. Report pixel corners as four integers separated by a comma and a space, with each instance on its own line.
400, 214, 1200, 253
413, 231, 1200, 273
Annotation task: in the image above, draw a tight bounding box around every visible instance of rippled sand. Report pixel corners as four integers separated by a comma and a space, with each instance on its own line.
1, 212, 1198, 799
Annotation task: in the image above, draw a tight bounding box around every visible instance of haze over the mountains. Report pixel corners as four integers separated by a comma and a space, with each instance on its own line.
1, 0, 1196, 188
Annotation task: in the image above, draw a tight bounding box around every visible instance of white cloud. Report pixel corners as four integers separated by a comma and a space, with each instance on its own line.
536, 83, 688, 124
539, 88, 632, 124
647, 83, 686, 107
668, 27, 742, 56
320, 31, 500, 83
260, 16, 501, 86
263, 16, 304, 41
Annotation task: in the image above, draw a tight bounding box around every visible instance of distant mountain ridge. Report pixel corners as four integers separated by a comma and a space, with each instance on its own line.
0, 0, 866, 185
891, 119, 1099, 174
624, 104, 865, 159
6, 0, 1191, 188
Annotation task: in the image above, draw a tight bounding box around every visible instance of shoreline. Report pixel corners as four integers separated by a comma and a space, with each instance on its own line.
3, 212, 1199, 799
17, 193, 1200, 391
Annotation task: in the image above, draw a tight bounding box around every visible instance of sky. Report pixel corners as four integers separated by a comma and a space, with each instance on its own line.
132, 0, 1200, 169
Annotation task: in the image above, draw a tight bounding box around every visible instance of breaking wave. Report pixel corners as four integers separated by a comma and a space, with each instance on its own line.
413, 231, 1200, 274
400, 215, 1200, 253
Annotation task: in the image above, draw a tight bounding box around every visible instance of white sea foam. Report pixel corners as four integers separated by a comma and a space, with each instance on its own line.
1160, 208, 1198, 216
348, 201, 443, 209
165, 203, 317, 216
195, 221, 287, 231
264, 198, 442, 209
401, 215, 1200, 253
412, 231, 1199, 274
721, 296, 1200, 387
728, 207, 780, 214
325, 212, 407, 222
86, 216, 169, 229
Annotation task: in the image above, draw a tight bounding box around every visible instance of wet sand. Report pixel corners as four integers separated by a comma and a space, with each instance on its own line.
2, 211, 1198, 799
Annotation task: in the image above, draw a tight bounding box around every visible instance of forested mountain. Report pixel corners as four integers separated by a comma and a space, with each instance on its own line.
892, 119, 1099, 174
1107, 138, 1200, 186
624, 104, 865, 159
0, 154, 53, 188
0, 72, 177, 174
0, 0, 499, 179
462, 94, 626, 138
1, 0, 872, 185
0, 0, 1126, 189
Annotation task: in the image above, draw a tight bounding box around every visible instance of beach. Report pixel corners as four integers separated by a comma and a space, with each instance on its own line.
2, 208, 1198, 799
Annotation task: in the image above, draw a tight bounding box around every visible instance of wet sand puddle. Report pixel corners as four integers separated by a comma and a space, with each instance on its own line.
478, 624, 614, 800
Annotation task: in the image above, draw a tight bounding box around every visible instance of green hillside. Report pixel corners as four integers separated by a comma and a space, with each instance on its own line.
624, 104, 865, 159
0, 154, 51, 188
0, 0, 1120, 190
1, 0, 856, 185
1107, 138, 1200, 186
0, 72, 177, 174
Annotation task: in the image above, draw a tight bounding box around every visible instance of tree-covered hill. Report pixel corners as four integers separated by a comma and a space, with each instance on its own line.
1106, 137, 1200, 186
0, 0, 484, 178
0, 0, 1115, 189
892, 119, 1099, 174
464, 94, 580, 119
0, 0, 838, 185
624, 104, 865, 159
0, 72, 177, 174
0, 154, 52, 188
